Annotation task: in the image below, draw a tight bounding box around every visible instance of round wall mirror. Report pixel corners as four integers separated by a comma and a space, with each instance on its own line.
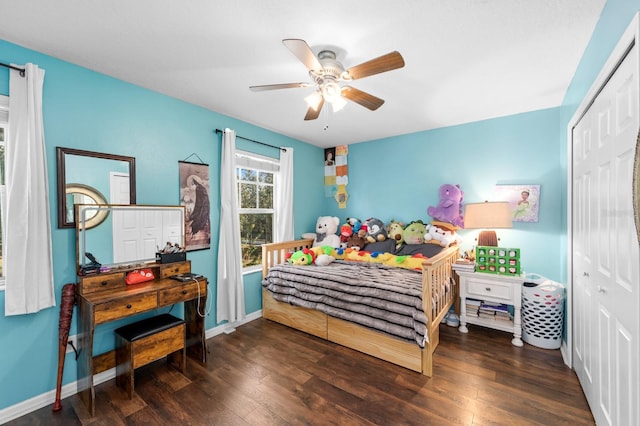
66, 184, 110, 229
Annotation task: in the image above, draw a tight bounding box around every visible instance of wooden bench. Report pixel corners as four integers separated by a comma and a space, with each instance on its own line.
114, 314, 186, 398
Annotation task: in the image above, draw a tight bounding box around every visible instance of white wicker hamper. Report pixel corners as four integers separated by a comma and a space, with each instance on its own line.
521, 274, 565, 349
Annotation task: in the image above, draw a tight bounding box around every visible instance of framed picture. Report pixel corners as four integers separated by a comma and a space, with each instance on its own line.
179, 161, 211, 251
494, 184, 541, 223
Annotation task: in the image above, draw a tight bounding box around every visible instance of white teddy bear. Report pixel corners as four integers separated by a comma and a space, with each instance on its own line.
302, 216, 342, 248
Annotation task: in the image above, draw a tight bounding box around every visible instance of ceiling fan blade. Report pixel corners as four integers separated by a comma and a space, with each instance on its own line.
346, 51, 405, 80
304, 97, 324, 120
283, 39, 323, 73
250, 82, 311, 92
341, 86, 384, 111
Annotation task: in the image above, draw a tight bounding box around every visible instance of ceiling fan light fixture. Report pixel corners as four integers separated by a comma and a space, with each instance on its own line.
322, 80, 342, 103
331, 96, 347, 112
304, 90, 323, 111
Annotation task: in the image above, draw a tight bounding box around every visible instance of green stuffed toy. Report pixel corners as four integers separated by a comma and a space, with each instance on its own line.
402, 220, 427, 245
285, 246, 335, 266
286, 248, 316, 265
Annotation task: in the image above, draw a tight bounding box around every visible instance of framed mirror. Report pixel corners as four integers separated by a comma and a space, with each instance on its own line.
56, 147, 136, 228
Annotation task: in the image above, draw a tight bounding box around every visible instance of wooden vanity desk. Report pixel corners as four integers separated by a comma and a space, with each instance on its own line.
75, 260, 207, 415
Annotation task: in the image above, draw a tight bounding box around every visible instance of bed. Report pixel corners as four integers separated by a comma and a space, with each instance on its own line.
261, 238, 459, 376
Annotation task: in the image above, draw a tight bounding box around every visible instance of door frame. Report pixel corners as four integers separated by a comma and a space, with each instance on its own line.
566, 12, 640, 368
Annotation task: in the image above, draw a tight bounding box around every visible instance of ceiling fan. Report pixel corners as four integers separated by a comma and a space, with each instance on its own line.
249, 39, 405, 120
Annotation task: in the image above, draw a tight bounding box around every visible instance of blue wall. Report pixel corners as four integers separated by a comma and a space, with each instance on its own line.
1, 0, 637, 416
0, 39, 324, 410
326, 108, 563, 281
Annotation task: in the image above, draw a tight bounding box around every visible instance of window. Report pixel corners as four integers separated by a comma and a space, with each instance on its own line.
0, 95, 8, 289
236, 151, 278, 270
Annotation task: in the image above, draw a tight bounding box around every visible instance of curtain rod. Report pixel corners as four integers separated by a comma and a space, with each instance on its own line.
215, 128, 286, 152
0, 62, 25, 77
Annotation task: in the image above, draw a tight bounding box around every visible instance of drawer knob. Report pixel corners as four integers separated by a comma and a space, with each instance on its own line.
101, 281, 108, 286
485, 287, 491, 291
182, 290, 187, 294
126, 304, 132, 309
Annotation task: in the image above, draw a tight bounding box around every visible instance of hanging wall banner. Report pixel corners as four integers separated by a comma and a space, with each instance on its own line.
334, 145, 348, 208
179, 161, 211, 251
324, 147, 337, 197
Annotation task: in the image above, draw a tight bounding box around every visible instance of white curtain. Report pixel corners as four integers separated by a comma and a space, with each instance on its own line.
275, 147, 294, 242
216, 128, 245, 323
5, 64, 55, 316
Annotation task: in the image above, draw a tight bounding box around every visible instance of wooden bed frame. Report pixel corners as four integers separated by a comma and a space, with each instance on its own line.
261, 239, 459, 376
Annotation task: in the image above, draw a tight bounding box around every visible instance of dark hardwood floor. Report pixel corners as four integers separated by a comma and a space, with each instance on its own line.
8, 318, 594, 425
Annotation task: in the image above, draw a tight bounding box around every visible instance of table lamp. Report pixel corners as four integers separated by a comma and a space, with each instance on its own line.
464, 201, 512, 246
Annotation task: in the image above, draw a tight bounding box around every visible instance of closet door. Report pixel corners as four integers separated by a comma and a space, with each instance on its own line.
572, 38, 640, 426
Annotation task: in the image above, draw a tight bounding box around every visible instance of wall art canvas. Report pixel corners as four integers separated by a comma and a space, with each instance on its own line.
494, 184, 541, 223
179, 161, 211, 250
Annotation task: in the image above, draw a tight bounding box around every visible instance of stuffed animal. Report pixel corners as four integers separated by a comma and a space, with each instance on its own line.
286, 248, 316, 265
425, 224, 463, 247
315, 254, 336, 266
363, 217, 388, 243
346, 217, 362, 233
305, 216, 341, 247
402, 220, 427, 245
346, 228, 368, 251
387, 220, 405, 249
427, 184, 465, 228
339, 222, 354, 245
286, 246, 335, 266
369, 251, 394, 264
384, 254, 428, 271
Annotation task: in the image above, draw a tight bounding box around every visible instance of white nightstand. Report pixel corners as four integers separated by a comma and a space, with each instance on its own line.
455, 270, 525, 347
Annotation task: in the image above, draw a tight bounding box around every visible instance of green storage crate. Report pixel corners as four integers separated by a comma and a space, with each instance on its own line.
475, 246, 521, 276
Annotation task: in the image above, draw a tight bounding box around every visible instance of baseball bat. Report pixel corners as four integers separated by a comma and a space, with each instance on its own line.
52, 283, 76, 412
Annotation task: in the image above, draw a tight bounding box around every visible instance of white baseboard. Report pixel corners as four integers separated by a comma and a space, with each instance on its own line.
0, 312, 263, 424
560, 341, 570, 368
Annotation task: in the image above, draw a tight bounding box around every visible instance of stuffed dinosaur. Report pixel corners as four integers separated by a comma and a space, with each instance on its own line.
427, 184, 464, 227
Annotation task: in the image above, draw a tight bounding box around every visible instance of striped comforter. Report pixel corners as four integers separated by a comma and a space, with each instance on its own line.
262, 260, 430, 347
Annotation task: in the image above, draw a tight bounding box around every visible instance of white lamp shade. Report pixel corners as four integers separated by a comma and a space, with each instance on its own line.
464, 202, 512, 229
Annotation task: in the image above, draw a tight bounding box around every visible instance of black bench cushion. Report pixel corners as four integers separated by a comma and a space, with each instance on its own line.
114, 314, 185, 342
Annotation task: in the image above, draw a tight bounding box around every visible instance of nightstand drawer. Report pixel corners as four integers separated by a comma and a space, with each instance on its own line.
95, 293, 158, 324
466, 279, 513, 301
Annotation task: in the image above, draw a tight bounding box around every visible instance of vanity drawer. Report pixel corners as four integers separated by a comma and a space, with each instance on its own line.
158, 261, 191, 279
466, 279, 513, 301
79, 273, 126, 295
95, 293, 157, 324
159, 280, 206, 306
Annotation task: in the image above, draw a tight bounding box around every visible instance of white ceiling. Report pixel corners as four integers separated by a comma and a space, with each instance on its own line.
0, 0, 606, 148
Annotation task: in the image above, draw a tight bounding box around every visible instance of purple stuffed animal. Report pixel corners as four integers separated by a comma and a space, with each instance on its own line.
427, 184, 464, 227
